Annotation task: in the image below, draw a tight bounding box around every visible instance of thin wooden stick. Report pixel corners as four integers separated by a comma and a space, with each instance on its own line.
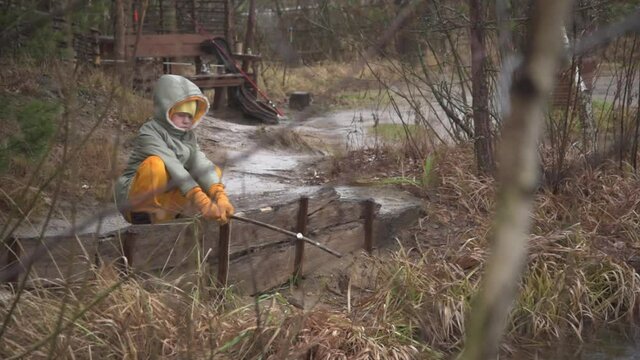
230, 214, 342, 258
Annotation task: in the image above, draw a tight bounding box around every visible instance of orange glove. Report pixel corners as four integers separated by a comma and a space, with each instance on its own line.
208, 183, 235, 223
186, 187, 221, 222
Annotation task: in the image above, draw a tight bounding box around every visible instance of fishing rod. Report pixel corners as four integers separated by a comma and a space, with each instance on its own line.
230, 214, 342, 258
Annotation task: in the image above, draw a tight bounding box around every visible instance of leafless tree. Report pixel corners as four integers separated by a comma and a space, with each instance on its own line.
470, 0, 496, 175
459, 0, 574, 358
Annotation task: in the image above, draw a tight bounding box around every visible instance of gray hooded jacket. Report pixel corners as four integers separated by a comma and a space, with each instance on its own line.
115, 75, 220, 213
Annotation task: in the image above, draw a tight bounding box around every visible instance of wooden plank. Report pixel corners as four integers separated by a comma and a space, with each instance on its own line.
302, 223, 364, 278
306, 198, 369, 234
227, 221, 364, 294
228, 188, 340, 253
3, 186, 404, 291
97, 221, 212, 276
227, 242, 292, 294
96, 234, 125, 269
189, 75, 244, 89
232, 53, 262, 62
13, 235, 98, 284
0, 237, 20, 283
123, 34, 221, 57
373, 203, 423, 249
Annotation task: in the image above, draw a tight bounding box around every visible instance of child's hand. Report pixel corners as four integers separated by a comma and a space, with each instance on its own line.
187, 187, 222, 222
208, 183, 234, 224
216, 193, 235, 223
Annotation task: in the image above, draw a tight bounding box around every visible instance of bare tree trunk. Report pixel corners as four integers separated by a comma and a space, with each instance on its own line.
458, 0, 573, 359
226, 0, 235, 47
114, 0, 127, 80
394, 0, 417, 57
242, 0, 256, 72
470, 0, 496, 175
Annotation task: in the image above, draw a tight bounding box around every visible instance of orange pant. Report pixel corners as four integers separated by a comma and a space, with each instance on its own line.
127, 156, 189, 223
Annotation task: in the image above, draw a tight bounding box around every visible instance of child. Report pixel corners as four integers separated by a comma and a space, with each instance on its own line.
115, 74, 234, 224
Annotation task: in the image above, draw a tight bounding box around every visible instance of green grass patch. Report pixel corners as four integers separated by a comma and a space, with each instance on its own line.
358, 155, 434, 189
333, 89, 390, 108
593, 98, 615, 123
0, 94, 60, 172
375, 176, 421, 187
369, 123, 427, 142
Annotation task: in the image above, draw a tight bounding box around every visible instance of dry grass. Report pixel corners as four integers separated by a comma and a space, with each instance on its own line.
80, 69, 153, 128
2, 267, 230, 359
348, 145, 640, 354
353, 229, 638, 354
0, 265, 439, 359
50, 136, 124, 203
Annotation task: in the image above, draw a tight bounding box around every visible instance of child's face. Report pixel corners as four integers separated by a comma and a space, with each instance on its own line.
170, 112, 194, 130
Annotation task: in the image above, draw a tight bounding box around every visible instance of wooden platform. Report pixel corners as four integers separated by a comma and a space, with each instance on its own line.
188, 73, 244, 88
0, 187, 422, 294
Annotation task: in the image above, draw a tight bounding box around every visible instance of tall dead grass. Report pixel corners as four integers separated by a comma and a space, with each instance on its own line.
0, 265, 439, 359
352, 145, 640, 354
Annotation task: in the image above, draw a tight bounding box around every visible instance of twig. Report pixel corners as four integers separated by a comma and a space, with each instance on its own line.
230, 215, 342, 258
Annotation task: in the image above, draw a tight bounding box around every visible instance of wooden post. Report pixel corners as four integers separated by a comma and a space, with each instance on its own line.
293, 196, 309, 283
363, 199, 375, 254
116, 231, 135, 275
90, 28, 101, 65
469, 0, 496, 175
217, 223, 231, 286
2, 237, 20, 284
212, 87, 225, 109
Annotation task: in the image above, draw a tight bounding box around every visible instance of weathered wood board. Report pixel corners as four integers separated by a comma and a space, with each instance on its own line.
97, 221, 209, 275
226, 222, 365, 294
0, 186, 420, 294
215, 188, 380, 294
227, 187, 344, 253
2, 234, 97, 284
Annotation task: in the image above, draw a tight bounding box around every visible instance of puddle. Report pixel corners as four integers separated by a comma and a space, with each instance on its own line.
513, 327, 640, 360
296, 106, 452, 149
226, 149, 310, 178
335, 186, 422, 215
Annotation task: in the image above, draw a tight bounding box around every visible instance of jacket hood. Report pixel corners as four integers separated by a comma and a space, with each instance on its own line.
153, 75, 210, 132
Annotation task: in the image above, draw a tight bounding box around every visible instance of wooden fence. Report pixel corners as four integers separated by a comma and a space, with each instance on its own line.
1, 188, 390, 294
